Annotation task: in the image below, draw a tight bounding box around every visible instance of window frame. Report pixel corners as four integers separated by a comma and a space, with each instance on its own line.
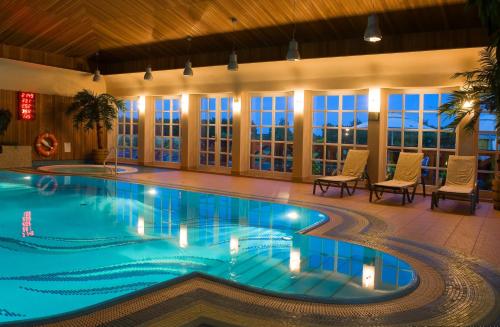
385, 89, 457, 186
311, 90, 369, 176
249, 92, 294, 174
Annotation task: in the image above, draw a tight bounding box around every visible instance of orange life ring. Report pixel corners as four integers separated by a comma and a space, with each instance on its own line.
35, 133, 58, 157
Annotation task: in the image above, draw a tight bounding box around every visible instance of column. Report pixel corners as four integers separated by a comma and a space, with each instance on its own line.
367, 88, 386, 183
138, 96, 155, 165
180, 94, 200, 170
292, 90, 312, 182
231, 92, 250, 175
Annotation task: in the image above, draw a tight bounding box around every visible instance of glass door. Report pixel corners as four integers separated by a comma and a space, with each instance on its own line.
199, 95, 233, 171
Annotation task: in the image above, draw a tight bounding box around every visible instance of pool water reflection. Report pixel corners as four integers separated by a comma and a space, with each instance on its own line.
0, 172, 417, 323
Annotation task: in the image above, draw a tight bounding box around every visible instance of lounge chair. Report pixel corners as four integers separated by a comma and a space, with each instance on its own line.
313, 149, 370, 197
431, 155, 479, 214
370, 152, 425, 205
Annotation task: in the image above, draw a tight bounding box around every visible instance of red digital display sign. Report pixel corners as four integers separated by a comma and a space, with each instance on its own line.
17, 92, 36, 121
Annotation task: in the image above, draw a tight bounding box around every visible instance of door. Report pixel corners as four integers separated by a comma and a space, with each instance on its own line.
199, 95, 233, 171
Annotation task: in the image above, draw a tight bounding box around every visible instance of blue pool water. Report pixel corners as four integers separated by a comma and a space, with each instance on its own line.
0, 172, 417, 323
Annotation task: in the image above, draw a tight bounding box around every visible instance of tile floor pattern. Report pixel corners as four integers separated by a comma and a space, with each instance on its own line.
9, 167, 500, 326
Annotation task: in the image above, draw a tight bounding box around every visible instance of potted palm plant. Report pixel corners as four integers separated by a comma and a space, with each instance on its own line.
0, 109, 12, 154
439, 1, 499, 207
67, 89, 126, 164
0, 109, 11, 136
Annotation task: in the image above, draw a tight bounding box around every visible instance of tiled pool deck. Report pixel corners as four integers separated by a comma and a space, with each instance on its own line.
9, 168, 500, 326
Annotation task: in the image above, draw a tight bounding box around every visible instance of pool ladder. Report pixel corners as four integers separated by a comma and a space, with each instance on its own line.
103, 147, 118, 176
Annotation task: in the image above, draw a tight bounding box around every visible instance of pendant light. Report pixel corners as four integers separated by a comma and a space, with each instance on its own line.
227, 17, 238, 71
364, 1, 382, 42
286, 0, 300, 61
92, 51, 101, 82
183, 37, 193, 77
144, 46, 153, 80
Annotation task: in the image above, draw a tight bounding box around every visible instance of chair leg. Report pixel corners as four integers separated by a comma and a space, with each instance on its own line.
402, 189, 406, 205
313, 181, 317, 195
346, 180, 358, 196
431, 192, 435, 210
369, 188, 373, 202
340, 184, 344, 198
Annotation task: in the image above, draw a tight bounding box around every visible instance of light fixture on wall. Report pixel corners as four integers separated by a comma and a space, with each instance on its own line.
183, 37, 193, 77
364, 6, 382, 43
92, 51, 101, 82
286, 0, 300, 61
144, 46, 153, 81
227, 17, 239, 71
368, 87, 381, 121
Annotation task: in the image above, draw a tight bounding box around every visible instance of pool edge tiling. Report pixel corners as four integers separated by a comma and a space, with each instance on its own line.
0, 171, 422, 326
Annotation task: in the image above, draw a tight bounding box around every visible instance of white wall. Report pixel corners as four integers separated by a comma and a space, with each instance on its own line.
0, 58, 105, 96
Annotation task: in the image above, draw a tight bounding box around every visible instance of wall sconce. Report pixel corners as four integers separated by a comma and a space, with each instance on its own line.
138, 96, 146, 114
289, 247, 301, 273
362, 264, 376, 289
293, 90, 304, 115
179, 224, 188, 248
232, 96, 241, 115
368, 88, 381, 121
181, 93, 189, 115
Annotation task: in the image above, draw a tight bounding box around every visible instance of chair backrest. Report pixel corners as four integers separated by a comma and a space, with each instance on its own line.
393, 152, 424, 183
341, 149, 369, 177
445, 155, 476, 188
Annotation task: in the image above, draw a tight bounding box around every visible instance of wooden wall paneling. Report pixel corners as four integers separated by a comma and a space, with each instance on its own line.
0, 89, 100, 162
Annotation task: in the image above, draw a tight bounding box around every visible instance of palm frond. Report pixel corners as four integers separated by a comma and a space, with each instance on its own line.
439, 47, 499, 133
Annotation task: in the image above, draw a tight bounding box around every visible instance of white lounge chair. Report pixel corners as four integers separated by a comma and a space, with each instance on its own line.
370, 152, 425, 205
431, 155, 479, 214
313, 149, 370, 197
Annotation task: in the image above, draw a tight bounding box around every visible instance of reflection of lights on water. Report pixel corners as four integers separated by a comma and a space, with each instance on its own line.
230, 235, 239, 255
362, 264, 375, 289
137, 216, 145, 236
147, 188, 157, 196
23, 176, 31, 180
287, 211, 299, 220
21, 211, 34, 238
318, 214, 326, 218
289, 248, 301, 273
282, 236, 292, 241
179, 224, 188, 248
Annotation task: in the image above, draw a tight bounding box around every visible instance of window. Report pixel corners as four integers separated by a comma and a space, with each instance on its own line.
250, 94, 294, 172
117, 99, 139, 160
477, 112, 498, 190
386, 92, 455, 185
199, 96, 233, 168
154, 97, 181, 163
311, 93, 368, 176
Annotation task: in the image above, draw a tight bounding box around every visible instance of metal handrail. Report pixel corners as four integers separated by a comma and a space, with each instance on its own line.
103, 147, 118, 176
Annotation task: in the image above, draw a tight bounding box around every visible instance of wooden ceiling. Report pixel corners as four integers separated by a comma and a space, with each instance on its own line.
0, 0, 487, 73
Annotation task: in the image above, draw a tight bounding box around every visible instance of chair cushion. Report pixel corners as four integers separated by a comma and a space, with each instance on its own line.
437, 185, 474, 194
316, 175, 358, 183
341, 150, 369, 177
393, 152, 424, 183
373, 179, 415, 188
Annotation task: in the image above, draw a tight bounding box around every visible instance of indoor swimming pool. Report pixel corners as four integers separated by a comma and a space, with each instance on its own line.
0, 172, 417, 323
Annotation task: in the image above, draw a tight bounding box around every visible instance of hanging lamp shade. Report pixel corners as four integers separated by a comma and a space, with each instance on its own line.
92, 69, 101, 82
364, 14, 382, 42
144, 64, 153, 80
227, 50, 238, 71
183, 59, 193, 77
286, 38, 300, 61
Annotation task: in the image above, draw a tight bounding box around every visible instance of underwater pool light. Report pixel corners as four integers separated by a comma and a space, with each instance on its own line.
287, 211, 299, 220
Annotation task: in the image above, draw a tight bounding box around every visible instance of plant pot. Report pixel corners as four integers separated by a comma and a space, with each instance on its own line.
93, 149, 109, 165
492, 175, 500, 210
